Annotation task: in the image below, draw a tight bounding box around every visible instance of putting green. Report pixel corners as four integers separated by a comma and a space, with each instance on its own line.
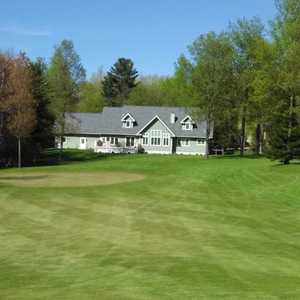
0, 171, 144, 187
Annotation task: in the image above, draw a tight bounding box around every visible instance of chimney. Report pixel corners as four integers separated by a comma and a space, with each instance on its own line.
170, 113, 176, 124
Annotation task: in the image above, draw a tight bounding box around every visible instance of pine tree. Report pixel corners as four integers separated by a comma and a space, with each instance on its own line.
30, 58, 54, 150
102, 58, 138, 106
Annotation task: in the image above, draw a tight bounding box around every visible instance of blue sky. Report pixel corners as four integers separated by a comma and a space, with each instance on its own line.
0, 0, 277, 77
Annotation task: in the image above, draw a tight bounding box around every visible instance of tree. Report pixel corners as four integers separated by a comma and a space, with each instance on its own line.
230, 17, 266, 156
189, 32, 237, 156
77, 81, 105, 112
128, 57, 194, 108
0, 53, 36, 168
128, 76, 165, 106
267, 0, 300, 163
251, 39, 276, 155
0, 52, 12, 102
158, 56, 195, 107
48, 40, 86, 159
30, 58, 54, 151
102, 58, 138, 106
77, 69, 105, 112
0, 53, 13, 165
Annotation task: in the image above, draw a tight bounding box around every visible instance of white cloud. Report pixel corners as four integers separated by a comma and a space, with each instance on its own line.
0, 25, 51, 37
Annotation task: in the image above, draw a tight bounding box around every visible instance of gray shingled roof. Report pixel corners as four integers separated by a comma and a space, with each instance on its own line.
65, 106, 212, 138
65, 113, 102, 135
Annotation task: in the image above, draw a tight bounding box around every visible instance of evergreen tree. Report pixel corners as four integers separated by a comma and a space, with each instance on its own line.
102, 58, 138, 106
30, 58, 54, 150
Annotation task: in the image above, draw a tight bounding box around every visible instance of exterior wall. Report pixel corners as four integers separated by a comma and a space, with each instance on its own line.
63, 136, 100, 150
61, 135, 139, 151
100, 136, 138, 147
140, 119, 173, 154
175, 138, 207, 155
62, 136, 80, 149
86, 137, 100, 149
60, 132, 207, 156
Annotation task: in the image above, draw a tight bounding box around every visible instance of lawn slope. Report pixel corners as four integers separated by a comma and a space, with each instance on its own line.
0, 154, 299, 299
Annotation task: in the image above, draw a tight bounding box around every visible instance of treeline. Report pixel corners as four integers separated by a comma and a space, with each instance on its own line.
133, 0, 300, 164
0, 0, 300, 166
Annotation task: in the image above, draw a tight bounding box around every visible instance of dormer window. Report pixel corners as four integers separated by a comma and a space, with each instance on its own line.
121, 113, 136, 129
124, 120, 132, 128
183, 122, 192, 130
181, 115, 194, 131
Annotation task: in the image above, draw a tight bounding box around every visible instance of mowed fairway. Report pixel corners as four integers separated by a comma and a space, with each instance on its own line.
0, 154, 300, 299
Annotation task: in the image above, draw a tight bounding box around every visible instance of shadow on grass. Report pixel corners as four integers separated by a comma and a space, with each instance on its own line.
212, 154, 300, 166
36, 148, 125, 167
211, 153, 266, 160
271, 160, 300, 167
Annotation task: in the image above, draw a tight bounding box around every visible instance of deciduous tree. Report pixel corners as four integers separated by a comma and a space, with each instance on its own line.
0, 53, 36, 168
230, 17, 266, 156
48, 40, 86, 159
267, 0, 300, 163
77, 69, 105, 112
189, 32, 237, 156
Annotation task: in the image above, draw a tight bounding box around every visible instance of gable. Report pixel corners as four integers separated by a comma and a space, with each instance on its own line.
121, 112, 136, 122
180, 115, 194, 124
137, 115, 175, 137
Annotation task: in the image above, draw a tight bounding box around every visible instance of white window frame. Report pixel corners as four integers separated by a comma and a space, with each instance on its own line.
150, 130, 161, 146
162, 133, 170, 147
123, 120, 133, 128
197, 139, 205, 145
142, 133, 149, 146
182, 122, 192, 131
181, 138, 190, 147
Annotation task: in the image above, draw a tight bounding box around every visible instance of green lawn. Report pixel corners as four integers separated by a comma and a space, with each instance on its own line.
0, 153, 300, 299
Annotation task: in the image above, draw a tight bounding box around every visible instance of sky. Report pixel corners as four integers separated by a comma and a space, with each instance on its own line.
0, 0, 277, 78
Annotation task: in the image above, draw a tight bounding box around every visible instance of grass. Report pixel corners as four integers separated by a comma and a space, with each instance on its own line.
0, 152, 300, 299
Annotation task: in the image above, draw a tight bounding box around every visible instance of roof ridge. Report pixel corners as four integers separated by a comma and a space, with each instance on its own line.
103, 105, 190, 109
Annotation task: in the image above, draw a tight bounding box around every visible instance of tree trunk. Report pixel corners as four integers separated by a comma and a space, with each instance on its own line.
255, 123, 262, 155
18, 137, 21, 168
287, 95, 294, 140
205, 119, 211, 159
59, 136, 64, 162
285, 95, 295, 164
240, 107, 246, 156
